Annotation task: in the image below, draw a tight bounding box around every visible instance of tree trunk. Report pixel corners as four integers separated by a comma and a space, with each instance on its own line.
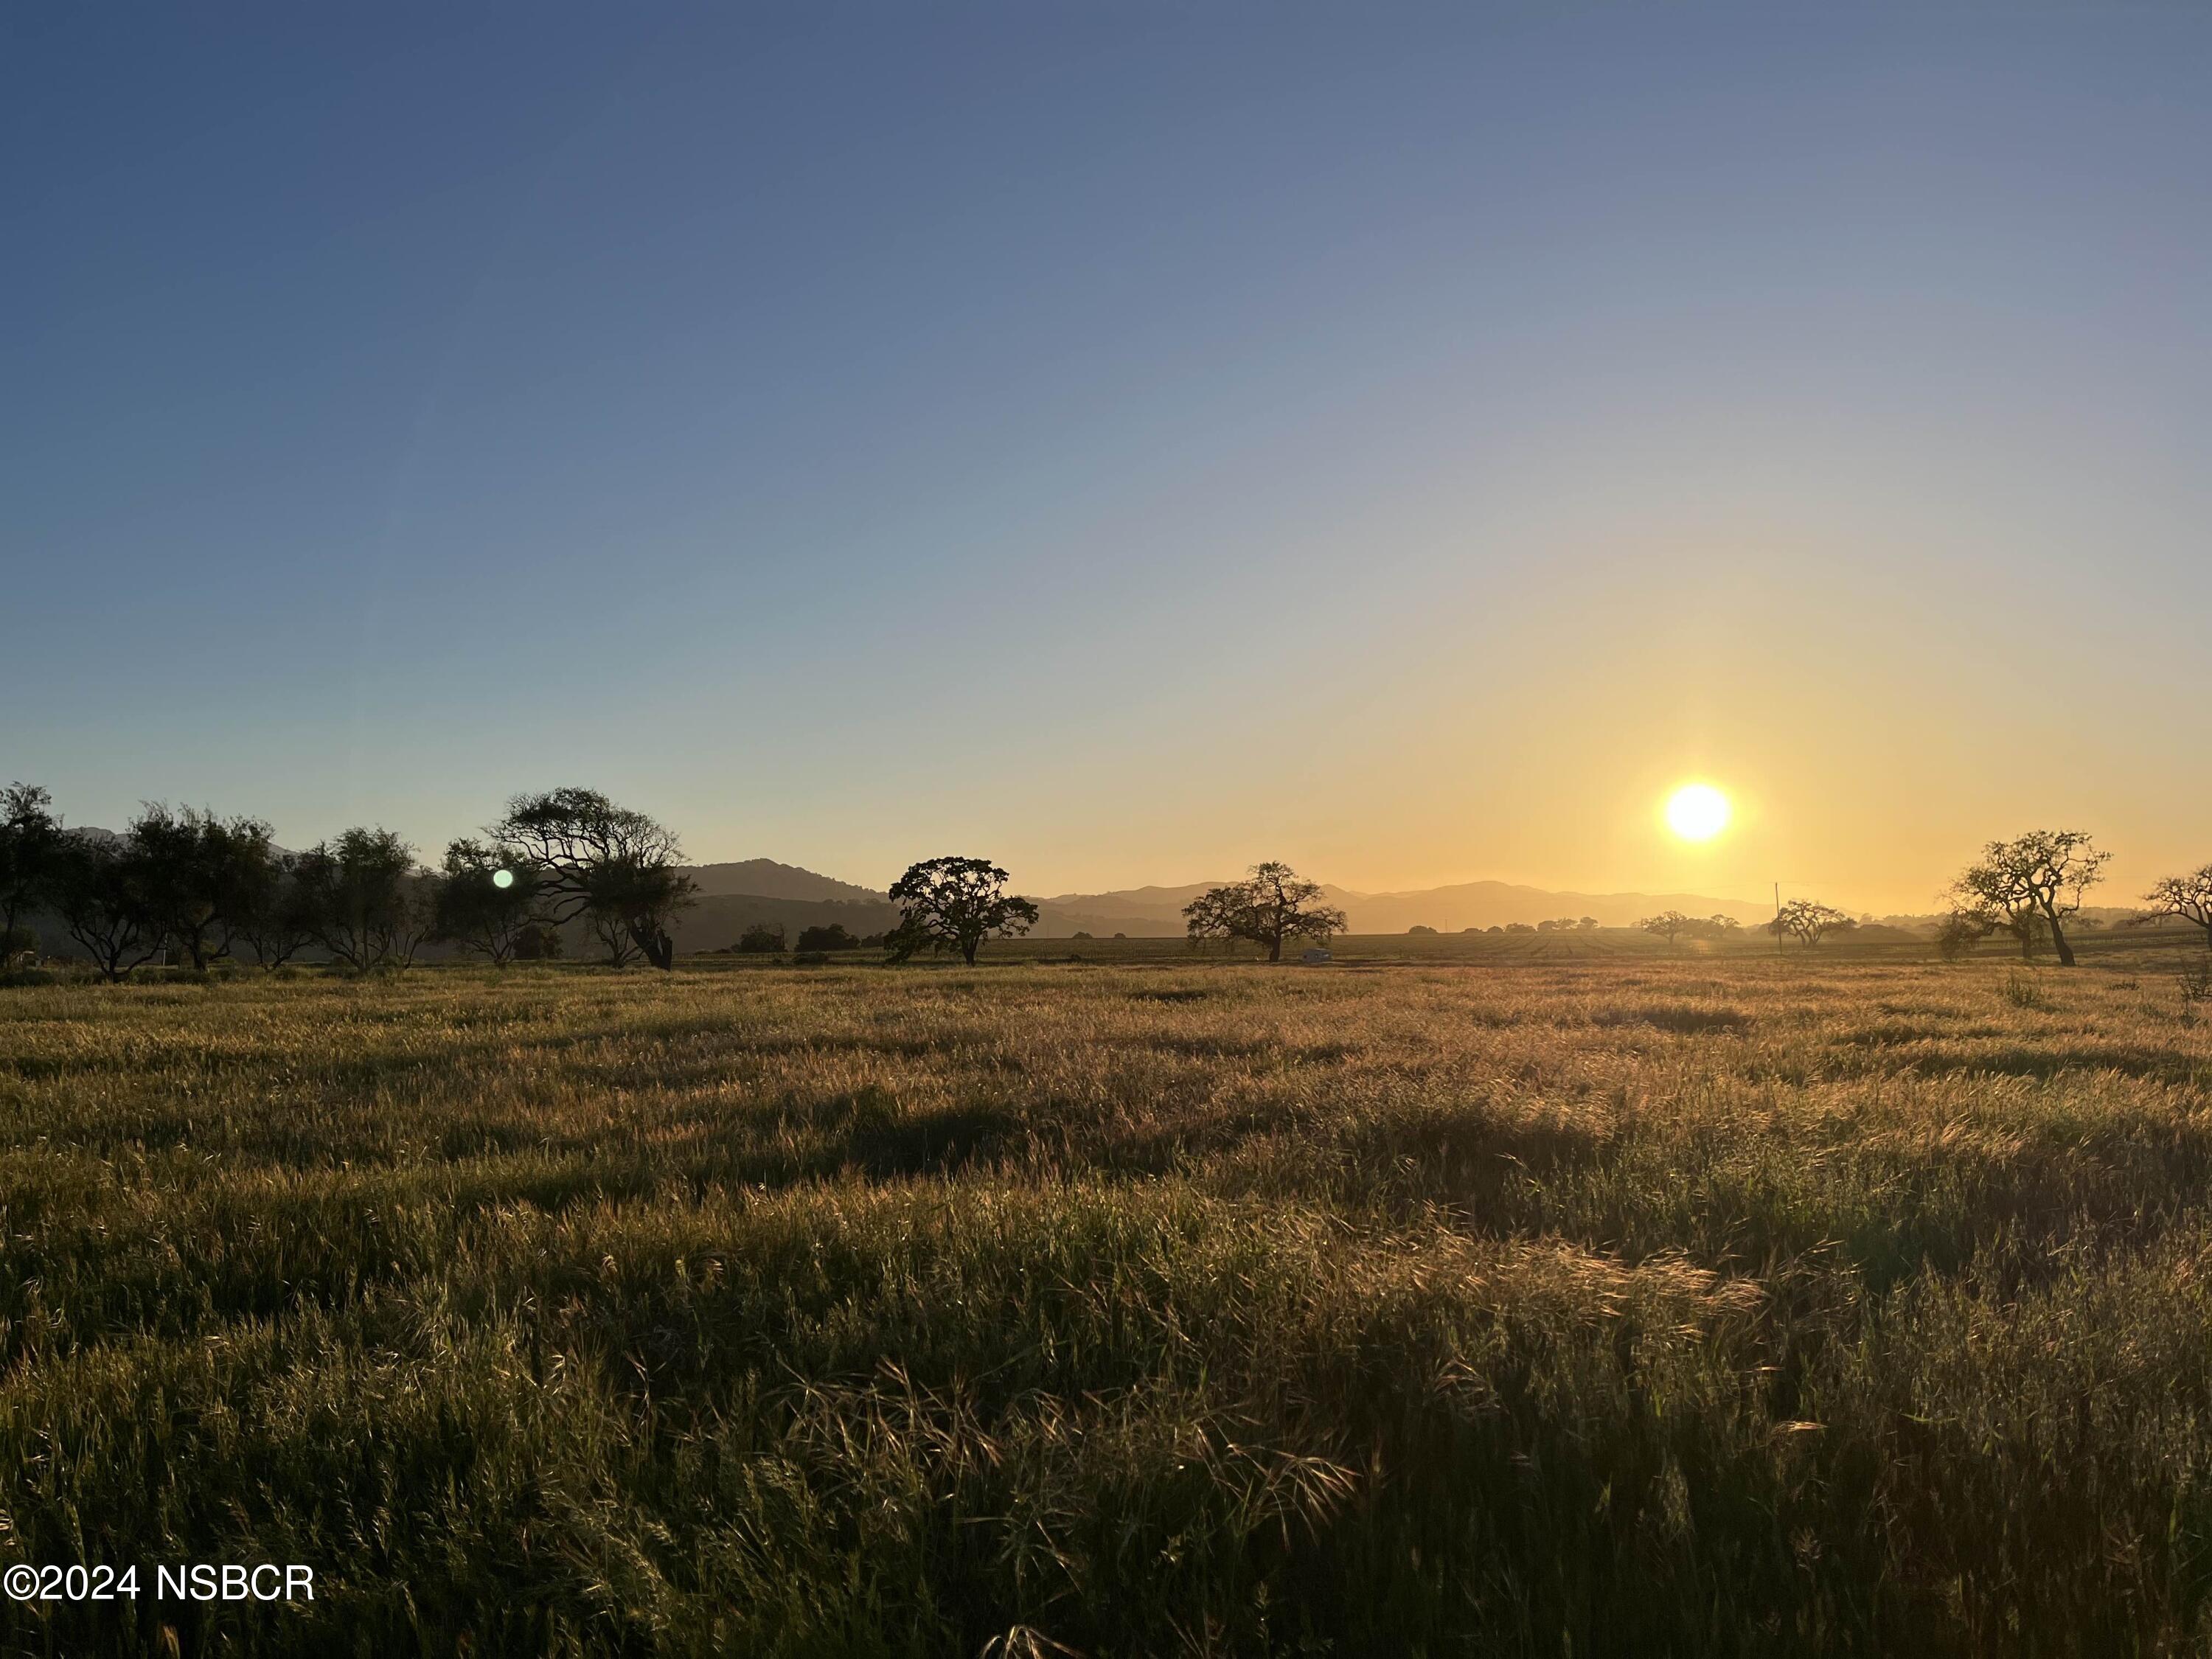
961, 936, 978, 965
621, 914, 673, 970
1267, 933, 1283, 963
2045, 905, 2075, 967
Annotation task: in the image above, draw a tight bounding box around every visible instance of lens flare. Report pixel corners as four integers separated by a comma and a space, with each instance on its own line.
492, 869, 515, 889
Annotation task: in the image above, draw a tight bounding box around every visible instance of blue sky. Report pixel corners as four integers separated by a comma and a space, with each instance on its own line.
7, 4, 2210, 909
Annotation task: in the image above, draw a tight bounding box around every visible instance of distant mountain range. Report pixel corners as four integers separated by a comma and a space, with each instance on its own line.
685, 859, 885, 906
667, 859, 900, 950
669, 863, 1777, 944
664, 863, 1787, 947
39, 837, 2196, 957
27, 838, 1781, 954
1028, 878, 1778, 937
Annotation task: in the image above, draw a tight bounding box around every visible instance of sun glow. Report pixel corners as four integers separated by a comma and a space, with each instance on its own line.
1665, 783, 1731, 843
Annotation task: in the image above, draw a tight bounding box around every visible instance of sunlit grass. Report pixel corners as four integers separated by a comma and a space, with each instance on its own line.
2, 950, 2211, 1654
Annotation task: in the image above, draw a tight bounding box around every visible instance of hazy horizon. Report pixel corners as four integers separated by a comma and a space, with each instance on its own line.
10, 4, 2211, 916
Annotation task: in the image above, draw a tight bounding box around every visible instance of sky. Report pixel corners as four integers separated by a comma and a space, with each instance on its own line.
6, 4, 2210, 914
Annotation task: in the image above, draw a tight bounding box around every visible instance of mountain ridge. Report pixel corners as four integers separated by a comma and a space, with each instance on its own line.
38, 837, 1786, 943
684, 858, 884, 905
1026, 875, 1775, 937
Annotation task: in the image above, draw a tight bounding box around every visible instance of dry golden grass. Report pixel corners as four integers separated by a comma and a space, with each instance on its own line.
3, 947, 2211, 1655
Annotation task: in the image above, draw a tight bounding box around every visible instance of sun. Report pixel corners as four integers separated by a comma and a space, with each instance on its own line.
1664, 783, 1731, 843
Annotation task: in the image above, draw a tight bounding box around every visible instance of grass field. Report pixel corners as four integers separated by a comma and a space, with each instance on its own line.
5, 944, 2212, 1655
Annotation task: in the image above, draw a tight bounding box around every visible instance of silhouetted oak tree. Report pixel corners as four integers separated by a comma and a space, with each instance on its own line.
1770, 899, 1852, 947
1949, 830, 2108, 967
1183, 862, 1345, 962
491, 788, 696, 970
296, 828, 431, 970
432, 838, 540, 965
886, 856, 1037, 965
129, 804, 279, 969
49, 833, 163, 981
229, 846, 319, 969
2138, 866, 2212, 949
0, 783, 62, 953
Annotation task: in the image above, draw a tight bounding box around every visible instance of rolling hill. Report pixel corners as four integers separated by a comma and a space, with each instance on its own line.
684, 859, 886, 906
1032, 877, 1778, 936
14, 839, 1784, 959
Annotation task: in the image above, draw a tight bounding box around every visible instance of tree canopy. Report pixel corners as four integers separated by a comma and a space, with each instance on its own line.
228, 844, 319, 969
1771, 900, 1852, 948
294, 828, 431, 971
492, 787, 696, 970
735, 922, 787, 955
886, 856, 1037, 965
432, 838, 540, 966
47, 832, 163, 981
128, 804, 278, 970
1183, 863, 1345, 963
2138, 866, 2212, 948
1948, 830, 2108, 967
1639, 911, 1739, 946
0, 783, 62, 953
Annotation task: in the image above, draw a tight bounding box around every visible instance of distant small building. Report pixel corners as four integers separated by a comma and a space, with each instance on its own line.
1301, 947, 1332, 964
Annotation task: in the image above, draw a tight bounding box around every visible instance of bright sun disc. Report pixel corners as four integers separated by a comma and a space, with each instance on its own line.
1665, 784, 1731, 842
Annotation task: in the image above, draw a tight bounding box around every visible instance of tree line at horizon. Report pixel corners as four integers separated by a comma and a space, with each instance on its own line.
1174, 833, 2212, 968
0, 783, 1055, 979
1170, 832, 2212, 968
1635, 830, 2212, 966
5, 784, 2211, 978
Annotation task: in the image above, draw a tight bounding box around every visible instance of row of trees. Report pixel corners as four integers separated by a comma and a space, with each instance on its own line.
1, 782, 1058, 978
1639, 911, 1747, 946
728, 922, 877, 956
935, 838, 2212, 971
1635, 832, 2211, 967
0, 784, 697, 978
1411, 921, 1601, 935
10, 782, 2209, 980
1642, 906, 1855, 950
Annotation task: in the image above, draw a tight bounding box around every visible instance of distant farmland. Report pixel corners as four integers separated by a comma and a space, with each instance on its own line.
4, 939, 2212, 1654
717, 925, 2152, 967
